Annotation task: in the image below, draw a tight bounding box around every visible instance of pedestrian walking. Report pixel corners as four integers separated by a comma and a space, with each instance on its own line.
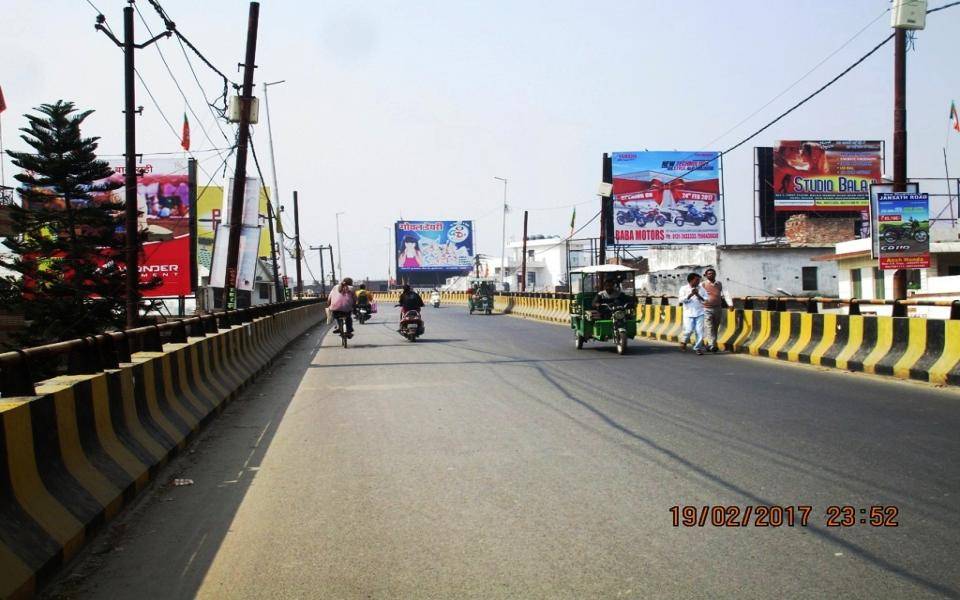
678, 272, 706, 355
702, 267, 726, 352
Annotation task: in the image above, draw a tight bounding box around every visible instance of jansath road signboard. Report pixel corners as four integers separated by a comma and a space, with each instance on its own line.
611, 151, 721, 245
877, 192, 930, 270
773, 140, 882, 211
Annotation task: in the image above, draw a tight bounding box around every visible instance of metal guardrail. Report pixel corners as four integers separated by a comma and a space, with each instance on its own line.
0, 299, 321, 398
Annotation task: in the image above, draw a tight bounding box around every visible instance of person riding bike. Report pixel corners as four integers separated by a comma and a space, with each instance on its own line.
354, 284, 371, 315
329, 277, 355, 338
591, 278, 636, 319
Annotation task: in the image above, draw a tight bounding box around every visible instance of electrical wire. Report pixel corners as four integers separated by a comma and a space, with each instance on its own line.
703, 7, 891, 149
133, 2, 227, 163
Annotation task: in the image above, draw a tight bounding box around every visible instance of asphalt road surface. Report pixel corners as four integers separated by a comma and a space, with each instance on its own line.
49, 307, 960, 599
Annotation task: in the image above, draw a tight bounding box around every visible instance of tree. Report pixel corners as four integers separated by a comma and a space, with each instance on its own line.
1, 100, 127, 347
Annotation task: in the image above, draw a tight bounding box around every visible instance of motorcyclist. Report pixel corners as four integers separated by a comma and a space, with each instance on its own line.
329, 277, 355, 337
591, 277, 636, 319
397, 284, 425, 332
430, 289, 441, 307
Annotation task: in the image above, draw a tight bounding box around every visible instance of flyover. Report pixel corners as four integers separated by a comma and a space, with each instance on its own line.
36, 305, 960, 599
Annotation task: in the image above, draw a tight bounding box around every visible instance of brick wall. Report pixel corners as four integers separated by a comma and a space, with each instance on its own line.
784, 214, 856, 246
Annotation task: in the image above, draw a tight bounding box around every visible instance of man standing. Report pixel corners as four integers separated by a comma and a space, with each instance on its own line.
702, 267, 726, 352
678, 272, 706, 355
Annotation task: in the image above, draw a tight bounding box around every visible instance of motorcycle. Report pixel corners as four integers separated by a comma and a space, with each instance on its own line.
399, 309, 424, 342
882, 220, 929, 244
354, 303, 371, 324
431, 292, 441, 308
673, 204, 717, 227
616, 206, 668, 227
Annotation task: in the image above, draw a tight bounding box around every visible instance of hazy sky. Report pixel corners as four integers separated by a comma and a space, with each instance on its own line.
2, 0, 959, 280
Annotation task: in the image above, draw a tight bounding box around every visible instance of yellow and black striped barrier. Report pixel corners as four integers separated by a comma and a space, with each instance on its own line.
0, 302, 325, 599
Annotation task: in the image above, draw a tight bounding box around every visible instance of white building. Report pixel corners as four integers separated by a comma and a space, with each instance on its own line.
814, 227, 960, 317
640, 244, 839, 299
504, 236, 594, 292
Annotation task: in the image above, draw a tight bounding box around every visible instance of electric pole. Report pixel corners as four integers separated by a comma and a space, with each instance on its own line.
293, 190, 302, 297
520, 210, 529, 291
95, 4, 170, 328
893, 28, 907, 193
224, 1, 260, 310
264, 188, 283, 302
310, 245, 331, 297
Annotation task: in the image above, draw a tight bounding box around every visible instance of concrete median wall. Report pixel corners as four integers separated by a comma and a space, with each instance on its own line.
467, 292, 960, 388
0, 303, 326, 599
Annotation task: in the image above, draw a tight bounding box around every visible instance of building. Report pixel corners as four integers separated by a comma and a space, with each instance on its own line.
639, 243, 839, 299
504, 236, 595, 292
814, 226, 960, 317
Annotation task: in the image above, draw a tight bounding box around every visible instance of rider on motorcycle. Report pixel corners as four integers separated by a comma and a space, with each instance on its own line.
397, 285, 425, 333
591, 277, 636, 319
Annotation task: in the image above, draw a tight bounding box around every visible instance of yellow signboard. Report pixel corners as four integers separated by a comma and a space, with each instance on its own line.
196, 184, 271, 277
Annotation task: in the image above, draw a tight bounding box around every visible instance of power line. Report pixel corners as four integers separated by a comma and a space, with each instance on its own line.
703, 7, 891, 149
133, 2, 227, 163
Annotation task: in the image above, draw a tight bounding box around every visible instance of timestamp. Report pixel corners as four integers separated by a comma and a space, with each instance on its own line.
825, 505, 899, 527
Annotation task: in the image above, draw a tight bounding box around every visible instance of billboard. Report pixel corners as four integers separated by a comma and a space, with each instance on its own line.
611, 151, 720, 244
773, 140, 881, 211
91, 158, 196, 297
196, 183, 271, 280
877, 192, 930, 270
208, 178, 267, 291
395, 220, 474, 275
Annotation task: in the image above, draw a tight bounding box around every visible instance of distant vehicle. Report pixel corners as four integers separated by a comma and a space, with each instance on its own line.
467, 278, 495, 315
569, 264, 638, 355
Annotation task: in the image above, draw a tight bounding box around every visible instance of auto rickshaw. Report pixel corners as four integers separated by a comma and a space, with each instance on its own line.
467, 278, 495, 315
569, 264, 638, 354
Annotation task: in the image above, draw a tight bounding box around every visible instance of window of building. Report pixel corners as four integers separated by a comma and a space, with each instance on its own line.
873, 267, 885, 299
258, 283, 270, 300
527, 271, 536, 287
851, 268, 862, 298
906, 269, 922, 290
528, 250, 535, 259
801, 266, 818, 291
949, 265, 960, 277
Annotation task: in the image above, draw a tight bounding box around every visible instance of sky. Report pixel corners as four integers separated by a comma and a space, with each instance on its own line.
2, 0, 959, 281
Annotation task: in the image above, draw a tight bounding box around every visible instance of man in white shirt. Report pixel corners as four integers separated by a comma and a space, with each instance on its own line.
678, 272, 707, 355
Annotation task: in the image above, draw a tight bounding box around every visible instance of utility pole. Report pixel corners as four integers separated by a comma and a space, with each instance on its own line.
335, 212, 344, 277
520, 210, 529, 291
95, 4, 170, 328
264, 190, 283, 302
328, 245, 337, 286
893, 27, 907, 193
494, 177, 508, 287
293, 190, 302, 297
600, 154, 612, 266
224, 1, 260, 310
263, 79, 288, 295
312, 246, 326, 297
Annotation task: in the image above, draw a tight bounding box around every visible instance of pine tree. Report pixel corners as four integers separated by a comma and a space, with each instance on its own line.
1, 100, 127, 347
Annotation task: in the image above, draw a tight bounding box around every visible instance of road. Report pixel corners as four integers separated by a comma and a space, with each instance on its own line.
49, 307, 960, 599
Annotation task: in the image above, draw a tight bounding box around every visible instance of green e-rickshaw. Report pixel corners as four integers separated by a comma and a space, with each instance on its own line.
468, 278, 495, 315
569, 264, 638, 355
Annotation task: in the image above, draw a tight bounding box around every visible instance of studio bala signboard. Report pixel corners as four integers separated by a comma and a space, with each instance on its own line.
877, 192, 930, 270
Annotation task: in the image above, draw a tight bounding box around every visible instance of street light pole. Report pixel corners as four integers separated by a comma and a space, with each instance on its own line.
494, 176, 508, 288
263, 79, 288, 293
335, 211, 345, 278
384, 226, 393, 285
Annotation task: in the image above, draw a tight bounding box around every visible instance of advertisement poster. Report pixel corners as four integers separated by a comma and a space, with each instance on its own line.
611, 151, 720, 244
868, 182, 919, 256
395, 220, 474, 274
208, 178, 266, 291
773, 140, 881, 211
877, 192, 930, 270
90, 158, 195, 297
196, 183, 271, 280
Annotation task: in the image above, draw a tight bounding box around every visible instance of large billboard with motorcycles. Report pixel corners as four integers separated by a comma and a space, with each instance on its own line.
611, 151, 721, 244
395, 220, 474, 275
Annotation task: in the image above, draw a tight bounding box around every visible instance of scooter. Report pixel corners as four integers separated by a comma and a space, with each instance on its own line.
431, 292, 441, 308
399, 309, 424, 342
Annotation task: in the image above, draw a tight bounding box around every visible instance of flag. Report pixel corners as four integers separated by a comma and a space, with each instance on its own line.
180, 112, 190, 151
569, 206, 576, 236
0, 85, 6, 113
951, 101, 960, 133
